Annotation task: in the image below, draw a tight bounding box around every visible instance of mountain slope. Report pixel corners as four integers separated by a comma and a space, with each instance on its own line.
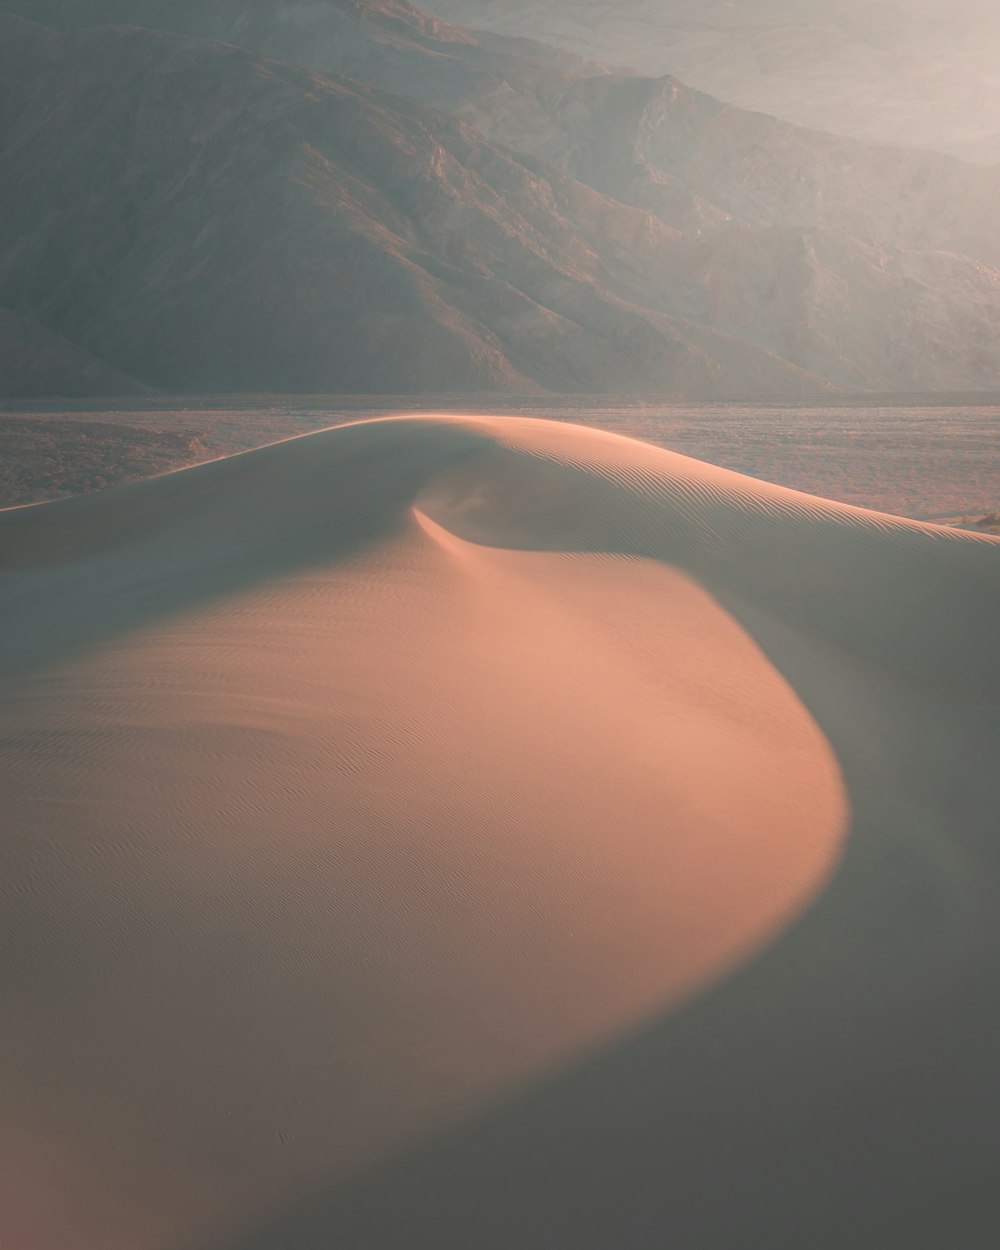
4, 3, 1000, 394
540, 72, 1000, 266
2, 0, 608, 159
0, 14, 824, 396
19, 1, 1000, 258
671, 227, 1000, 392
0, 307, 149, 397
425, 0, 1000, 163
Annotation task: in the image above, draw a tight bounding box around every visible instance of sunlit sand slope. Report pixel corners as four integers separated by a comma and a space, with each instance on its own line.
1, 416, 997, 1250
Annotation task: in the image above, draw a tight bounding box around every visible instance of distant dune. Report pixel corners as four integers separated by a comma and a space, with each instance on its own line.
1, 417, 998, 1249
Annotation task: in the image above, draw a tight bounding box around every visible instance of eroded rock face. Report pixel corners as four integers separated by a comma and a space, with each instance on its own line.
424, 0, 1000, 163
0, 12, 821, 397
3, 1, 1000, 396
21, 2, 1000, 254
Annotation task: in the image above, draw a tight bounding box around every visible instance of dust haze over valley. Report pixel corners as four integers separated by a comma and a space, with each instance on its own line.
2, 5, 1000, 1250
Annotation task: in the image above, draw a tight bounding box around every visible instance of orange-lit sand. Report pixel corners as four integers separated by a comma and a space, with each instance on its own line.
1, 416, 997, 1250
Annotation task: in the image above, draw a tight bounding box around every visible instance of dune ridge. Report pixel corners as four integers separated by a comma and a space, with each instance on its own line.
1, 415, 998, 1250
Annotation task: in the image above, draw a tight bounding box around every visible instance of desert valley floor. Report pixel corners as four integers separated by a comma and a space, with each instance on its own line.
3, 400, 999, 523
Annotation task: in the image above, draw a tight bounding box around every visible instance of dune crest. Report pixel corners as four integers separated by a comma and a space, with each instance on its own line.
1, 415, 997, 1250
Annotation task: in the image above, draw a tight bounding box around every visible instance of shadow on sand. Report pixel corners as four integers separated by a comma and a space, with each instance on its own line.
4, 419, 998, 1250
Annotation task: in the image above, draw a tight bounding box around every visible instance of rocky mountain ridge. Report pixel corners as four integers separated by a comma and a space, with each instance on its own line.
0, 13, 824, 395
2, 1, 999, 396
425, 0, 1000, 162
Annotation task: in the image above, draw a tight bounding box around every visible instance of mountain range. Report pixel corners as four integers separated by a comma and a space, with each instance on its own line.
426, 0, 1000, 162
2, 0, 999, 397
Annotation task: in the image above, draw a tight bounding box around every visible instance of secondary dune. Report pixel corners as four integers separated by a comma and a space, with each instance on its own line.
1, 415, 998, 1250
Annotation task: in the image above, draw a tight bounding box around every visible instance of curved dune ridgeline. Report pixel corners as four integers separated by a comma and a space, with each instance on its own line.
1, 417, 998, 1250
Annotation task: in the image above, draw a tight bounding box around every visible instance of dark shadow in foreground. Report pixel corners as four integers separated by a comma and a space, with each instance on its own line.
204, 440, 1000, 1250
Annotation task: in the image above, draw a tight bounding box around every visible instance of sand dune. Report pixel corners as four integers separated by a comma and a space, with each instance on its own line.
1, 416, 998, 1250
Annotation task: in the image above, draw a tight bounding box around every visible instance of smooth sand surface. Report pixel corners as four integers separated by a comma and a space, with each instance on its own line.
1, 416, 998, 1250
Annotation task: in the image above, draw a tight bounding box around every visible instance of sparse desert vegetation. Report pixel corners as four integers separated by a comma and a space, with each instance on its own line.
955, 510, 1000, 535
